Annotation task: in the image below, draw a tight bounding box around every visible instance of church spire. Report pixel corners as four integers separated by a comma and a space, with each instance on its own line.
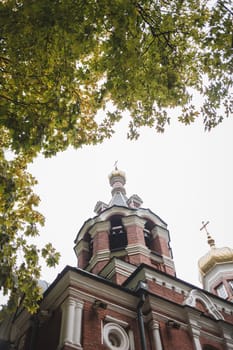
108, 164, 128, 207
94, 166, 143, 214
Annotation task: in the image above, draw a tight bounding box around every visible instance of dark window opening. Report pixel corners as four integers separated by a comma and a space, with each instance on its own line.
84, 233, 93, 260
109, 215, 127, 251
143, 220, 155, 249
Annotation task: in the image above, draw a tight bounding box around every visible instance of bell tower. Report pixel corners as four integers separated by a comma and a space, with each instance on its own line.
74, 167, 176, 284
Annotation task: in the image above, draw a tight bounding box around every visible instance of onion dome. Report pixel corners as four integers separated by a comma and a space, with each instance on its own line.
198, 246, 233, 277
108, 166, 126, 196
198, 223, 233, 277
108, 164, 128, 207
94, 164, 143, 213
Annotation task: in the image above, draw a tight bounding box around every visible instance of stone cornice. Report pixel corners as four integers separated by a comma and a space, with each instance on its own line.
126, 244, 150, 257
87, 249, 110, 271
74, 241, 89, 255
162, 256, 175, 269
122, 215, 146, 228
75, 206, 167, 243
151, 226, 169, 240
100, 258, 137, 280
89, 221, 111, 237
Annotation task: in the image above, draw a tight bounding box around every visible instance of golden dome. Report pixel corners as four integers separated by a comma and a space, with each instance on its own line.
108, 164, 126, 187
198, 246, 233, 276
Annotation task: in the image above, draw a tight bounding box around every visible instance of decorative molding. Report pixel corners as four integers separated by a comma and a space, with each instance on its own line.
100, 258, 137, 280
183, 289, 224, 320
203, 263, 233, 290
122, 215, 146, 228
151, 226, 169, 240
75, 207, 167, 243
103, 322, 130, 350
74, 240, 89, 256
105, 315, 129, 327
87, 249, 110, 271
162, 256, 175, 269
89, 221, 111, 237
59, 297, 84, 349
126, 244, 150, 257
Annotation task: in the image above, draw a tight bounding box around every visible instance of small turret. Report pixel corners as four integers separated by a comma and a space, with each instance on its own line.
198, 221, 233, 301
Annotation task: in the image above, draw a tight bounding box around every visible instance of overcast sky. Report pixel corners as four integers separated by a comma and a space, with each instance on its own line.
23, 113, 233, 291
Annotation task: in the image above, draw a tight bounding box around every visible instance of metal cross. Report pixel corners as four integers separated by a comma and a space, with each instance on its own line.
200, 221, 210, 234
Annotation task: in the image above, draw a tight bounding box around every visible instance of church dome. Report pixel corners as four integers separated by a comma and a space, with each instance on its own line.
108, 168, 126, 187
108, 165, 127, 197
198, 246, 233, 276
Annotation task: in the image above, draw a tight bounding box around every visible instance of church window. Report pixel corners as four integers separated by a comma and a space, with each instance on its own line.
85, 233, 93, 260
103, 322, 129, 350
143, 220, 155, 249
216, 283, 228, 299
109, 215, 127, 251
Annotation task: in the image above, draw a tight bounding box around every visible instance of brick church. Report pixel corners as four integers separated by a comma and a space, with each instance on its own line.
1, 167, 233, 349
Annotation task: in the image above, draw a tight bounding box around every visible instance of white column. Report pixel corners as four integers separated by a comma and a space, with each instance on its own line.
150, 320, 163, 350
189, 326, 202, 350
73, 301, 84, 346
61, 297, 76, 345
193, 335, 202, 350
59, 297, 84, 349
128, 329, 135, 350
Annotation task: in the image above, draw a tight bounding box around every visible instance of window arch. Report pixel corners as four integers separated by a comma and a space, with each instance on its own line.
143, 219, 155, 250
183, 289, 224, 320
84, 232, 93, 261
109, 215, 127, 251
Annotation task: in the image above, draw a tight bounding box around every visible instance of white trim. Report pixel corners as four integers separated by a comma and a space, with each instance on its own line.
149, 320, 163, 350
87, 249, 110, 271
202, 263, 233, 291
75, 207, 167, 243
151, 226, 169, 240
74, 241, 89, 256
103, 323, 129, 350
126, 244, 150, 257
89, 221, 111, 237
59, 297, 84, 349
122, 215, 146, 228
183, 289, 224, 320
105, 315, 129, 328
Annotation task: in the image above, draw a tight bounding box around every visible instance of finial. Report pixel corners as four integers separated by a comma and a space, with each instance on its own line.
200, 221, 215, 248
114, 160, 118, 170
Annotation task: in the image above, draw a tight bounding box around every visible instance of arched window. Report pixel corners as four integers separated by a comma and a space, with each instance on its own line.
109, 215, 127, 251
84, 233, 93, 261
143, 220, 155, 250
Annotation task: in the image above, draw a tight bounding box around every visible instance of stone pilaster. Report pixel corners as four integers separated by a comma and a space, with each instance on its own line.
59, 297, 84, 350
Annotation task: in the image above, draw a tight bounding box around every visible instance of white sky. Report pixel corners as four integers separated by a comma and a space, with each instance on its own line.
25, 113, 233, 290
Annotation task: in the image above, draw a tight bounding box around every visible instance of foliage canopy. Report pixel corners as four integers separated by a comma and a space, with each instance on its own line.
0, 0, 232, 312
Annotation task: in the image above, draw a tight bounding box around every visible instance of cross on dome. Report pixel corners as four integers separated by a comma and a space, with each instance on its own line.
200, 221, 215, 248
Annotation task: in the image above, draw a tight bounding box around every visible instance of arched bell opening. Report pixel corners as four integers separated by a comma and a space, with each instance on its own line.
143, 219, 155, 250
109, 215, 127, 252
84, 232, 93, 261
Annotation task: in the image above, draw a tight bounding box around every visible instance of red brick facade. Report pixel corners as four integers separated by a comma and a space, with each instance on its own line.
2, 170, 233, 350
